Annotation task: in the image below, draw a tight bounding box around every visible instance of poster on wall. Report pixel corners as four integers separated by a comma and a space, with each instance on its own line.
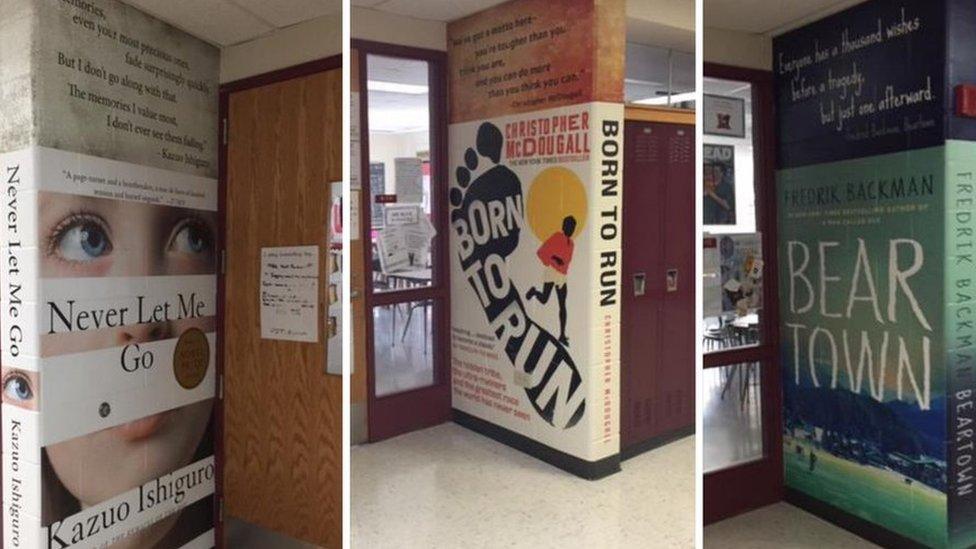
702, 237, 722, 318
718, 233, 761, 315
350, 93, 362, 190
260, 246, 320, 342
394, 157, 424, 204
703, 144, 736, 225
327, 182, 343, 375
703, 94, 745, 137
1, 1, 220, 547
370, 162, 386, 229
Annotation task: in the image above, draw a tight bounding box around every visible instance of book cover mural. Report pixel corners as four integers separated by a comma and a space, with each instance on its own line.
447, 0, 624, 465
1, 1, 219, 547
775, 0, 976, 546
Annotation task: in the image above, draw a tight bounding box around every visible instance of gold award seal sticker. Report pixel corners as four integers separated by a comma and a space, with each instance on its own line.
173, 328, 210, 389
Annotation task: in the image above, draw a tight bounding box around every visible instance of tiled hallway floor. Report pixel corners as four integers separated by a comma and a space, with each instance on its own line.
704, 503, 879, 548
352, 423, 694, 548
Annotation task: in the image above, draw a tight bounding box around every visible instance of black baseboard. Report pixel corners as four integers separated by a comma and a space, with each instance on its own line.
621, 425, 695, 461
452, 408, 621, 480
785, 488, 927, 549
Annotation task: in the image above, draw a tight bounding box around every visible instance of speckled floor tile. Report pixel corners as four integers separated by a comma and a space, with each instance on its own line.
352, 423, 694, 548
704, 503, 880, 548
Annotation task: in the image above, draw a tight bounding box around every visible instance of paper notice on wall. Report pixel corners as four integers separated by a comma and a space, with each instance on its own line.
376, 227, 410, 273
703, 236, 722, 318
350, 92, 361, 189
260, 246, 319, 342
395, 157, 424, 203
327, 182, 343, 374
350, 189, 361, 240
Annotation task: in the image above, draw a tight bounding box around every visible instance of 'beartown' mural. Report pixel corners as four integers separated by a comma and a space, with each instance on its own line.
447, 0, 625, 472
1, 1, 219, 547
775, 0, 976, 546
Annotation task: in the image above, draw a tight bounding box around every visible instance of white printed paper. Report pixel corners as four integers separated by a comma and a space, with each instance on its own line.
260, 246, 319, 342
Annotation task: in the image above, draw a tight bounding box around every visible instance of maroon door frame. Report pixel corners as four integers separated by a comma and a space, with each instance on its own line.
621, 117, 696, 454
216, 55, 343, 547
702, 62, 784, 524
353, 40, 452, 441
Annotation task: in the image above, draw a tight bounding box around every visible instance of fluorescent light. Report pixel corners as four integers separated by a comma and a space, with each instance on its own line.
633, 91, 697, 105
368, 80, 429, 94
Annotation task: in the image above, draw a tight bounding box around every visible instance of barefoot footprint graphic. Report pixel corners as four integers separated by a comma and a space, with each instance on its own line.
451, 122, 586, 429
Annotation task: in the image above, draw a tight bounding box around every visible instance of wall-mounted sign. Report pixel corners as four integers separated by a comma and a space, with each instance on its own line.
375, 194, 397, 203
703, 144, 736, 225
260, 246, 320, 342
383, 203, 422, 226
703, 94, 746, 137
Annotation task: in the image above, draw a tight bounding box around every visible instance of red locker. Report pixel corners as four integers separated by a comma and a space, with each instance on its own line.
621, 117, 696, 454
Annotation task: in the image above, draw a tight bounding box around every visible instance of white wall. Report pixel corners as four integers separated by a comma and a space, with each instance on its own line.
220, 14, 342, 83
703, 26, 771, 71
352, 7, 446, 51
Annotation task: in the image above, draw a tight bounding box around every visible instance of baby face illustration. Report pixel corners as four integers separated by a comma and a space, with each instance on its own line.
33, 191, 218, 547
40, 192, 216, 279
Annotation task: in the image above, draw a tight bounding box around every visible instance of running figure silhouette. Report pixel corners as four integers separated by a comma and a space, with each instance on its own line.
526, 215, 576, 346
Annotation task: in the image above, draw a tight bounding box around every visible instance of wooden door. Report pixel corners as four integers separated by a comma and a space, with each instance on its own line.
621, 111, 695, 453
221, 66, 342, 547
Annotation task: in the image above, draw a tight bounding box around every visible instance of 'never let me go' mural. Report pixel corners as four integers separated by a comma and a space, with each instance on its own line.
1, 1, 218, 547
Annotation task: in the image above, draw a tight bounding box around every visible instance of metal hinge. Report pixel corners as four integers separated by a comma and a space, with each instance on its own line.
218, 374, 224, 399
220, 249, 226, 275
218, 497, 225, 523
221, 118, 228, 146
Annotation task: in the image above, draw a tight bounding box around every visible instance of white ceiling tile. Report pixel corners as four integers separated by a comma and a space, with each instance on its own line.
121, 0, 274, 46
376, 0, 509, 22
705, 0, 866, 34
231, 0, 341, 29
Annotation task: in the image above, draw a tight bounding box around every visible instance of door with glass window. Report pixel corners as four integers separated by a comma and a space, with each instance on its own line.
354, 41, 451, 441
702, 64, 784, 523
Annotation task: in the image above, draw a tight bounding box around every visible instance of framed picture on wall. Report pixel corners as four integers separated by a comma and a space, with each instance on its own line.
703, 93, 746, 137
703, 144, 736, 225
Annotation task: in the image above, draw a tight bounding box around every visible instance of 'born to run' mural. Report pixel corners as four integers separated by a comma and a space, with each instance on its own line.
447, 0, 625, 469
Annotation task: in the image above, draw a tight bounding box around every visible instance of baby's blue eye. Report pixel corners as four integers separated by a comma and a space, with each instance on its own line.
171, 222, 211, 254
3, 373, 33, 402
57, 222, 111, 262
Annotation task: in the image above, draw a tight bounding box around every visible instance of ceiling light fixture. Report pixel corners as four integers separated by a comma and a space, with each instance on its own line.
368, 80, 429, 94
633, 91, 697, 105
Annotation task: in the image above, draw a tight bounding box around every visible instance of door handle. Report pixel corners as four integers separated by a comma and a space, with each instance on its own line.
633, 272, 646, 296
